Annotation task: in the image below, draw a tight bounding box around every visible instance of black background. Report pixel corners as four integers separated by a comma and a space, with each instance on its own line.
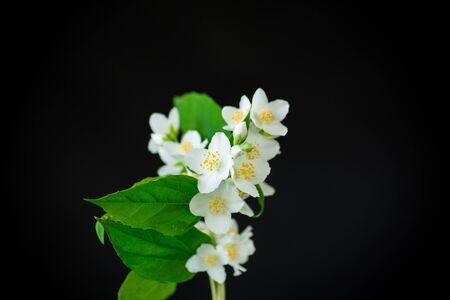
12, 1, 437, 299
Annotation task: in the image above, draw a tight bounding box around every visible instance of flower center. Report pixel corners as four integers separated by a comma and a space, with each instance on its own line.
208, 196, 226, 215
231, 111, 244, 123
259, 108, 273, 122
200, 151, 221, 171
247, 143, 260, 160
204, 254, 219, 266
179, 141, 193, 153
236, 161, 256, 180
227, 228, 239, 235
225, 244, 238, 260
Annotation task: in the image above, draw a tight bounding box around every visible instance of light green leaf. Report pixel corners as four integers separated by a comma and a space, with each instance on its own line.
95, 220, 105, 245
118, 271, 176, 300
254, 184, 265, 218
174, 92, 226, 141
100, 220, 210, 283
86, 175, 200, 236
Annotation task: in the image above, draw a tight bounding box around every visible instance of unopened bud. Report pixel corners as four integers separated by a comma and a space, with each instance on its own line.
233, 122, 248, 145
240, 142, 253, 152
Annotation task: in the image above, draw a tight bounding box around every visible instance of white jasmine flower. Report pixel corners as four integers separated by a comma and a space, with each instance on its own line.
217, 225, 256, 276
231, 155, 270, 197
157, 148, 183, 176
189, 181, 244, 234
148, 107, 179, 153
233, 122, 248, 145
222, 96, 251, 131
163, 130, 207, 162
244, 124, 280, 161
185, 132, 233, 193
186, 244, 228, 284
250, 88, 289, 136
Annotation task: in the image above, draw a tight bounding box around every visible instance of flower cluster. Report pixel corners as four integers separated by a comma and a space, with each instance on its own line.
148, 88, 289, 283
186, 220, 255, 283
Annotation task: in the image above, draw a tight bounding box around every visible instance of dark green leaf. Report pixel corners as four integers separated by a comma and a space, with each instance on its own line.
174, 92, 226, 141
86, 175, 200, 235
118, 271, 176, 300
100, 220, 210, 283
253, 184, 265, 218
95, 220, 105, 245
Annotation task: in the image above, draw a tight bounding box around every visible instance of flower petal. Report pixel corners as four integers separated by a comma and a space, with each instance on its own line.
239, 95, 251, 116
158, 148, 178, 165
207, 266, 226, 284
233, 178, 258, 197
149, 113, 169, 135
263, 122, 288, 136
231, 263, 247, 276
222, 106, 240, 128
186, 255, 204, 273
163, 141, 182, 157
260, 182, 275, 196
182, 130, 202, 147
269, 99, 289, 121
198, 171, 223, 193
205, 212, 232, 234
239, 202, 255, 217
253, 159, 271, 183
157, 165, 183, 176
209, 132, 231, 154
225, 194, 244, 213
151, 133, 164, 145
168, 107, 179, 131
189, 193, 210, 217
185, 148, 208, 174
148, 138, 159, 154
197, 243, 216, 256
217, 154, 232, 180
256, 137, 280, 161
251, 88, 268, 111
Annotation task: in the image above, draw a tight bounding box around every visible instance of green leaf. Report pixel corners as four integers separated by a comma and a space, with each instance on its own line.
118, 271, 176, 300
100, 220, 210, 283
95, 220, 105, 245
86, 175, 200, 236
174, 92, 226, 141
254, 184, 265, 218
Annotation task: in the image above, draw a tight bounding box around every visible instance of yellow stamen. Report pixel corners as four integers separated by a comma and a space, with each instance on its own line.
231, 111, 244, 123
225, 244, 238, 260
247, 143, 260, 160
200, 151, 221, 171
208, 196, 226, 215
260, 108, 273, 122
236, 161, 256, 180
179, 141, 193, 153
205, 254, 218, 266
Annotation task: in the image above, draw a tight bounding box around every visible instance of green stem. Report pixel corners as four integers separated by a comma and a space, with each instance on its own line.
216, 282, 226, 300
208, 277, 226, 300
209, 277, 217, 300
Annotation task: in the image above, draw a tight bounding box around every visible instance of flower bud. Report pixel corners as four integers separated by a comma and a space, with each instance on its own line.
240, 143, 253, 152
233, 122, 248, 145
230, 145, 244, 158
